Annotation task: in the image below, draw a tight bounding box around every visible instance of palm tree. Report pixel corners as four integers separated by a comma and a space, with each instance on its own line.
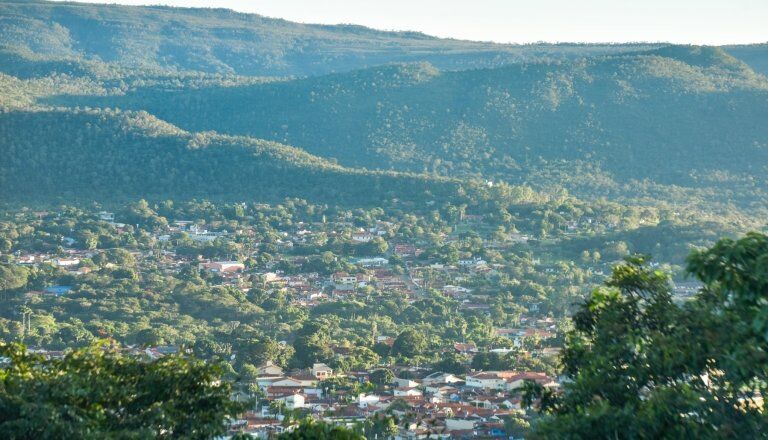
17, 304, 32, 338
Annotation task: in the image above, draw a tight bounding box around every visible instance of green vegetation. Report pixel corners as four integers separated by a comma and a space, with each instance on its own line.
0, 200, 608, 355
0, 1, 658, 77
0, 108, 481, 206
50, 47, 767, 210
526, 233, 768, 438
277, 419, 364, 439
1, 3, 765, 216
0, 341, 241, 438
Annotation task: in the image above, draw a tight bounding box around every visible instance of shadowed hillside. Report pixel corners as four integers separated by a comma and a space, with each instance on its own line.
0, 108, 493, 206
47, 46, 768, 205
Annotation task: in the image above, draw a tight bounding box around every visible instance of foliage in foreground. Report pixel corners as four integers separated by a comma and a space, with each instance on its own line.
0, 341, 243, 439
527, 232, 768, 438
276, 419, 364, 440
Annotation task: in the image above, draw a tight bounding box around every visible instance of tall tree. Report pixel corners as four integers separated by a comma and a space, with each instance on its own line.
0, 341, 243, 439
277, 419, 364, 440
526, 234, 768, 439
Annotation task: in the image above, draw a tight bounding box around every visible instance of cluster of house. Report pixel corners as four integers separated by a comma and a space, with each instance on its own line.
16, 248, 99, 299
8, 210, 584, 439
227, 359, 559, 439
16, 248, 94, 271
13, 210, 523, 301
7, 344, 181, 363
8, 340, 558, 439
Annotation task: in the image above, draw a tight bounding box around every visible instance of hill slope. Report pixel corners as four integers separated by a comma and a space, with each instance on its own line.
0, 108, 486, 206
0, 0, 658, 76
725, 44, 768, 76
49, 46, 768, 204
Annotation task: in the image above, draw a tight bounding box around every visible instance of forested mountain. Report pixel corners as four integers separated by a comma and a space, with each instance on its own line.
0, 0, 660, 76
49, 46, 768, 206
0, 2, 766, 212
0, 108, 490, 206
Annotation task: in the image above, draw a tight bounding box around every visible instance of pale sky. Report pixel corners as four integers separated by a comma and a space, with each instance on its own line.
51, 0, 767, 45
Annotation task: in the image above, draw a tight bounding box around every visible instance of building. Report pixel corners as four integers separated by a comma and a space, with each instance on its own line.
97, 211, 115, 221
199, 261, 245, 273
465, 372, 507, 390
355, 257, 389, 268
311, 363, 333, 379
453, 343, 478, 354
458, 257, 487, 267
393, 377, 421, 388
445, 418, 476, 432
332, 272, 357, 285
256, 361, 284, 376
44, 286, 72, 297
351, 232, 375, 243
422, 372, 463, 386
394, 387, 423, 397
54, 258, 80, 267
505, 372, 554, 391
279, 394, 305, 410
358, 393, 381, 408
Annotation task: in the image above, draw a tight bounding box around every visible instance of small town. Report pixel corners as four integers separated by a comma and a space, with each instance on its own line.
0, 200, 613, 438
0, 199, 707, 438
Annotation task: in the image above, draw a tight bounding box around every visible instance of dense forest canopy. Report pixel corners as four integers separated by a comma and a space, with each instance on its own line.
49, 47, 767, 196
23, 46, 766, 213
0, 107, 482, 206
0, 2, 765, 216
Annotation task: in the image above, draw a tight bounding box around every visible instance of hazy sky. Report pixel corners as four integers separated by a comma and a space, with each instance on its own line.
51, 0, 767, 45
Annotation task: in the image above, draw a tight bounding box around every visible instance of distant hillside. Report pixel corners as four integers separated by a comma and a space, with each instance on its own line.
725, 44, 768, 76
0, 108, 490, 206
0, 1, 658, 76
50, 46, 768, 204
1, 2, 766, 213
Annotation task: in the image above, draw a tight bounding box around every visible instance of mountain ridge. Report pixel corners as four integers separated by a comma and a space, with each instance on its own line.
0, 0, 665, 76
1, 2, 767, 214
42, 45, 768, 208
0, 106, 520, 207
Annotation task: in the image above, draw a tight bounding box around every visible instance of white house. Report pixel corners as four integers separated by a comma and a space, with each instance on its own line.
355, 257, 389, 268
445, 418, 476, 431
425, 384, 459, 395
332, 272, 357, 285
188, 225, 227, 243
279, 394, 305, 410
422, 372, 463, 386
98, 211, 115, 221
311, 363, 333, 379
358, 393, 381, 408
54, 258, 80, 267
271, 378, 304, 388
458, 257, 488, 267
393, 387, 423, 397
465, 372, 507, 390
351, 232, 375, 243
256, 361, 284, 377
393, 377, 420, 388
